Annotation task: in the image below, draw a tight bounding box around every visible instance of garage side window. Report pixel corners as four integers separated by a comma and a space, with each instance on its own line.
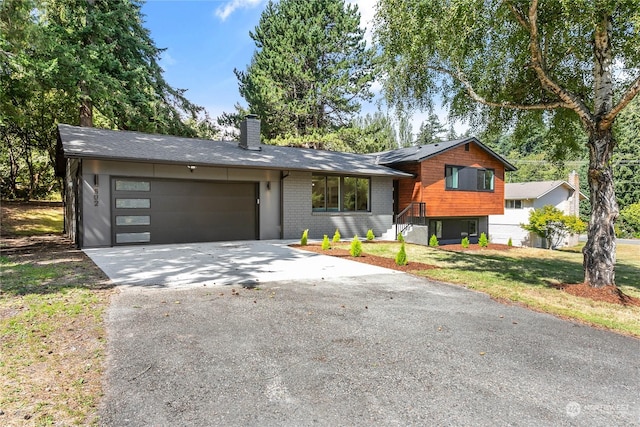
312, 175, 370, 212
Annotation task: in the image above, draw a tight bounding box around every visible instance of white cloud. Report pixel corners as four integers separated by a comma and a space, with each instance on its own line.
160, 51, 176, 67
215, 0, 264, 21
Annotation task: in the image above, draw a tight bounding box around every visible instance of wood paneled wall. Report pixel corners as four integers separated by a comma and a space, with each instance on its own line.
394, 143, 506, 217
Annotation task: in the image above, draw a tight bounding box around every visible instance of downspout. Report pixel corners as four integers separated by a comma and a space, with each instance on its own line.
280, 170, 289, 239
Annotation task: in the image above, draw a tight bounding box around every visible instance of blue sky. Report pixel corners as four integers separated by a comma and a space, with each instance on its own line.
140, 0, 449, 136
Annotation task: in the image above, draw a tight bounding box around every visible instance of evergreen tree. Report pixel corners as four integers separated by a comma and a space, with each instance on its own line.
416, 113, 446, 145
236, 0, 375, 140
0, 0, 212, 199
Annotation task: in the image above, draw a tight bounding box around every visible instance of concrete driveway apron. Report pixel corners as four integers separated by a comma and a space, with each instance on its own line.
89, 242, 640, 426
84, 240, 399, 289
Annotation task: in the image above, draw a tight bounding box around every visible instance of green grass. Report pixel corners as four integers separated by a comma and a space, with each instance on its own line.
1, 204, 64, 235
0, 255, 110, 425
336, 242, 640, 337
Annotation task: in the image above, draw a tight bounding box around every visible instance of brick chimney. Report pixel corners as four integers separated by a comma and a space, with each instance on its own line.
239, 114, 261, 151
568, 170, 580, 217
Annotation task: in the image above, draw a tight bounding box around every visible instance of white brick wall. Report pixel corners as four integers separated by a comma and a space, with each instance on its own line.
282, 172, 394, 240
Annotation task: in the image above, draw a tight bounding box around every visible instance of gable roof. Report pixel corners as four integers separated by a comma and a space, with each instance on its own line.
57, 124, 412, 178
373, 136, 517, 171
505, 181, 588, 200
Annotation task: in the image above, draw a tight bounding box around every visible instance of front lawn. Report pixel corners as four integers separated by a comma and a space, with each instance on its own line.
329, 241, 640, 337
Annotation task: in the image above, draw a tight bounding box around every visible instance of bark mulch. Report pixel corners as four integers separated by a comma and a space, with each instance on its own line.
552, 283, 640, 307
292, 242, 639, 307
290, 243, 438, 273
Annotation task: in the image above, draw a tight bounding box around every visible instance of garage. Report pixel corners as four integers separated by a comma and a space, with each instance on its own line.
111, 177, 258, 245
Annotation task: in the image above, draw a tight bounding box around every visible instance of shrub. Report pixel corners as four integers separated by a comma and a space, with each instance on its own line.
461, 236, 470, 248
521, 204, 586, 249
395, 242, 408, 266
478, 232, 489, 247
332, 228, 341, 243
301, 229, 308, 246
619, 202, 640, 237
350, 235, 362, 257
321, 234, 331, 250
507, 237, 513, 247
366, 229, 375, 241
397, 232, 405, 242
429, 234, 439, 247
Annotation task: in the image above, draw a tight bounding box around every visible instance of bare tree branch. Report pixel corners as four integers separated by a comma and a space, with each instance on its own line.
505, 1, 529, 30
431, 65, 570, 111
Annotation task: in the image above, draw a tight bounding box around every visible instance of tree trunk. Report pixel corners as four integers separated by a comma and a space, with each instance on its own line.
79, 80, 93, 127
582, 128, 618, 287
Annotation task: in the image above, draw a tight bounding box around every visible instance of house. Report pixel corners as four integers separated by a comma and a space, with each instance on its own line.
488, 172, 587, 247
55, 116, 411, 248
375, 138, 517, 245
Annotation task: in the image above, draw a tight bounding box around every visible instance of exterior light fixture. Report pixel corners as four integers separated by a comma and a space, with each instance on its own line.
187, 165, 197, 173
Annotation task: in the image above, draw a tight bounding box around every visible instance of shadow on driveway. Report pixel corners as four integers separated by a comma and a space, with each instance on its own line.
85, 240, 400, 289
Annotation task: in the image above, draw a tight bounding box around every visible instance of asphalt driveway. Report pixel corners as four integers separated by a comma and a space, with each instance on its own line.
93, 242, 640, 426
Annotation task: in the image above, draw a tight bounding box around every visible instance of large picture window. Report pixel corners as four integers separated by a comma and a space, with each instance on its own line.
312, 175, 370, 212
445, 165, 494, 191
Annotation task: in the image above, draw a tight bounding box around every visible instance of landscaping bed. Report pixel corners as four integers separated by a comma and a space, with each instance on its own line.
292, 240, 640, 315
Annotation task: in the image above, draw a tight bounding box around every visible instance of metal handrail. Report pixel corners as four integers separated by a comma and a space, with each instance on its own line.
395, 202, 426, 237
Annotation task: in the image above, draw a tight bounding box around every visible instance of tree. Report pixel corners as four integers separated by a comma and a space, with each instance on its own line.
416, 113, 446, 145
397, 114, 413, 147
613, 97, 640, 209
375, 0, 640, 287
522, 205, 587, 250
0, 0, 212, 199
236, 0, 376, 140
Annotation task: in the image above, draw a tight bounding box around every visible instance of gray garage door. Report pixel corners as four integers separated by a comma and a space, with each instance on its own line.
111, 177, 258, 245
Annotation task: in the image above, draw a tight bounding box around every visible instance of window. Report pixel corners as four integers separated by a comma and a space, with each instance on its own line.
312, 175, 370, 212
445, 165, 494, 191
445, 166, 459, 189
461, 219, 478, 237
505, 200, 523, 209
478, 169, 494, 191
115, 180, 150, 191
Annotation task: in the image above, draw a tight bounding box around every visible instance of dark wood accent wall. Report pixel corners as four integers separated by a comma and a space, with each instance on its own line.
395, 143, 506, 217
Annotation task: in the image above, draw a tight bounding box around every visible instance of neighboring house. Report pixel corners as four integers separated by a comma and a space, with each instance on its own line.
375, 138, 517, 245
55, 116, 411, 248
488, 172, 587, 248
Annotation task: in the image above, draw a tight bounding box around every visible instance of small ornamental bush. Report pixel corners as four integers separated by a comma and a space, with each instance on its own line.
321, 234, 331, 250
350, 235, 363, 257
429, 234, 439, 247
395, 242, 408, 266
478, 232, 489, 247
301, 229, 309, 246
366, 229, 375, 241
507, 237, 513, 247
397, 232, 405, 243
461, 236, 470, 248
332, 228, 341, 243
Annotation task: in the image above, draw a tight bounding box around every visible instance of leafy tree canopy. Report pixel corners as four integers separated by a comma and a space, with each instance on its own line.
374, 0, 640, 287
